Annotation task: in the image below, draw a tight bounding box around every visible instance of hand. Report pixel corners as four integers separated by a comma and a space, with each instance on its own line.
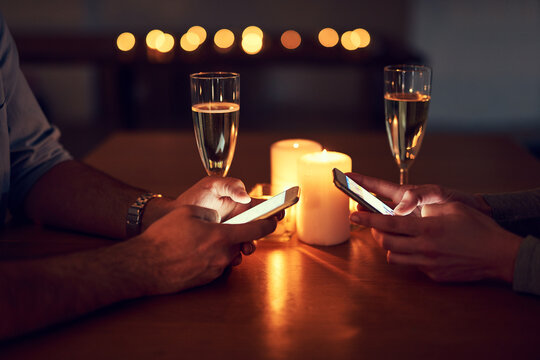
124, 205, 277, 295
142, 177, 262, 253
346, 173, 492, 216
351, 202, 523, 283
175, 176, 253, 220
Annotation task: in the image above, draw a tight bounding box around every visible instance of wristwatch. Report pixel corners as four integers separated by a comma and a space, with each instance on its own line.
126, 192, 162, 238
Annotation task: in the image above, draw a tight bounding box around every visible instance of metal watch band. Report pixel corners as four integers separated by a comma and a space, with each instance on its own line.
126, 192, 162, 238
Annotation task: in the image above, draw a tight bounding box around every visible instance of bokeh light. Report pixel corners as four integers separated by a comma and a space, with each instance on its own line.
341, 31, 360, 51
116, 32, 136, 52
146, 29, 164, 49
214, 29, 235, 49
188, 26, 207, 44
157, 33, 175, 53
242, 26, 263, 40
318, 28, 339, 48
242, 33, 263, 54
180, 33, 199, 51
281, 30, 301, 50
352, 28, 371, 48
186, 32, 200, 47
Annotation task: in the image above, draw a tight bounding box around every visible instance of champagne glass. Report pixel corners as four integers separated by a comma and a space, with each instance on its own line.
190, 72, 240, 176
384, 65, 432, 185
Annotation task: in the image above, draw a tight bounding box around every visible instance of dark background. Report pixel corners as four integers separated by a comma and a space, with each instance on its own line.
1, 0, 539, 157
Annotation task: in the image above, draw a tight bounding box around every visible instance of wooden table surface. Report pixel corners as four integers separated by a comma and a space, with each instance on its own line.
1, 131, 540, 359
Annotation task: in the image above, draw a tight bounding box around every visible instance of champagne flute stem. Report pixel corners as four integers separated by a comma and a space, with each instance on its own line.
399, 168, 408, 185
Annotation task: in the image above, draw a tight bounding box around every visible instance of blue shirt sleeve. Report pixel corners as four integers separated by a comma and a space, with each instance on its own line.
0, 14, 72, 215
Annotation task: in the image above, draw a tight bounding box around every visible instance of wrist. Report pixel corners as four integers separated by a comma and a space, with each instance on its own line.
474, 194, 493, 217
140, 196, 174, 233
495, 232, 523, 284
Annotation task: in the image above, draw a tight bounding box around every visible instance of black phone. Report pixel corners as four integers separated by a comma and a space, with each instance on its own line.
332, 168, 394, 215
223, 186, 300, 224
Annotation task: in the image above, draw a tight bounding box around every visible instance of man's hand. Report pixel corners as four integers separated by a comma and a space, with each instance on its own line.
122, 205, 276, 295
346, 173, 492, 216
174, 176, 253, 220
351, 202, 522, 283
143, 177, 260, 250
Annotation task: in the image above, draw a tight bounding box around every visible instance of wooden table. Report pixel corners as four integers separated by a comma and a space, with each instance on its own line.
1, 131, 540, 359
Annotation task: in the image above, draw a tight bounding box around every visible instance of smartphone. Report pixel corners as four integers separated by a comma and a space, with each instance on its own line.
223, 186, 300, 224
332, 168, 395, 215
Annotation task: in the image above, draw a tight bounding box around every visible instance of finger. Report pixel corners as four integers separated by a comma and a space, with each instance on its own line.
224, 218, 277, 244
241, 241, 256, 255
231, 253, 243, 266
213, 177, 251, 204
386, 252, 433, 268
184, 205, 221, 223
394, 185, 447, 215
346, 173, 402, 202
372, 229, 420, 254
350, 211, 422, 236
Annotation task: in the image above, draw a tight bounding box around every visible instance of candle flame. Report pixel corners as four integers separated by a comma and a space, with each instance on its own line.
322, 149, 327, 154
293, 143, 299, 148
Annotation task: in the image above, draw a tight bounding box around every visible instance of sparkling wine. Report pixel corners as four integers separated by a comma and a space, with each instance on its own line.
192, 102, 240, 176
384, 92, 430, 170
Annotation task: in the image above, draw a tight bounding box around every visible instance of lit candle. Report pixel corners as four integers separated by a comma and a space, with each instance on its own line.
271, 139, 323, 192
297, 150, 352, 246
271, 139, 322, 233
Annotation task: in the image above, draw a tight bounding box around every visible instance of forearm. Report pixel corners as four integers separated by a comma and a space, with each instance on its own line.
0, 241, 146, 340
483, 189, 540, 238
23, 160, 173, 239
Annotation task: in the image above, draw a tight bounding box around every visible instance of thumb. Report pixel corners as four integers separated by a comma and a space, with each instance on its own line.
214, 177, 251, 204
395, 185, 446, 215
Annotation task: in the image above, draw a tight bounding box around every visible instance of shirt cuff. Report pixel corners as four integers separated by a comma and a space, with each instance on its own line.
513, 235, 540, 296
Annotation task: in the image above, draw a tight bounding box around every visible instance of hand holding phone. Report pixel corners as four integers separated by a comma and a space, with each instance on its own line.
333, 169, 394, 215
223, 186, 300, 224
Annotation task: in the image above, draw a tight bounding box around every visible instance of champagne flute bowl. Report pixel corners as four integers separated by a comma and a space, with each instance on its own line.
190, 72, 240, 177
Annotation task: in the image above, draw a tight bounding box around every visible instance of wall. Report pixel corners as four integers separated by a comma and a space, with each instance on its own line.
410, 0, 540, 132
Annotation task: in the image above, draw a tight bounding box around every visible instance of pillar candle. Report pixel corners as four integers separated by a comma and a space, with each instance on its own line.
271, 139, 323, 192
297, 150, 352, 246
271, 139, 323, 233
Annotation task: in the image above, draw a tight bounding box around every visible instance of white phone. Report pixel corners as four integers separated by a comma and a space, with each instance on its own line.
333, 168, 395, 216
223, 186, 300, 224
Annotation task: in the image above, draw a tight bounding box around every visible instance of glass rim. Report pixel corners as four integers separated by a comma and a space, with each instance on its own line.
384, 64, 431, 72
190, 72, 239, 80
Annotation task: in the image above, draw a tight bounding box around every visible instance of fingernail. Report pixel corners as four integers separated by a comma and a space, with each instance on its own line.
350, 213, 361, 223
394, 204, 406, 214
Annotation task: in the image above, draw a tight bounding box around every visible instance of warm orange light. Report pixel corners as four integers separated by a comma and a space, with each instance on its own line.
146, 29, 164, 49
242, 33, 263, 54
281, 30, 301, 50
341, 31, 360, 51
180, 33, 198, 51
214, 29, 235, 49
353, 28, 370, 48
318, 28, 339, 48
242, 26, 263, 40
116, 32, 136, 52
188, 26, 207, 44
185, 32, 200, 47
157, 33, 175, 53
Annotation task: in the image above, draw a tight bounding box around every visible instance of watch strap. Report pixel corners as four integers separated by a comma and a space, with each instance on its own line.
126, 192, 162, 238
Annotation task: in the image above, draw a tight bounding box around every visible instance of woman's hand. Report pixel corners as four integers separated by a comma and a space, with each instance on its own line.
351, 202, 522, 283
346, 173, 492, 216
